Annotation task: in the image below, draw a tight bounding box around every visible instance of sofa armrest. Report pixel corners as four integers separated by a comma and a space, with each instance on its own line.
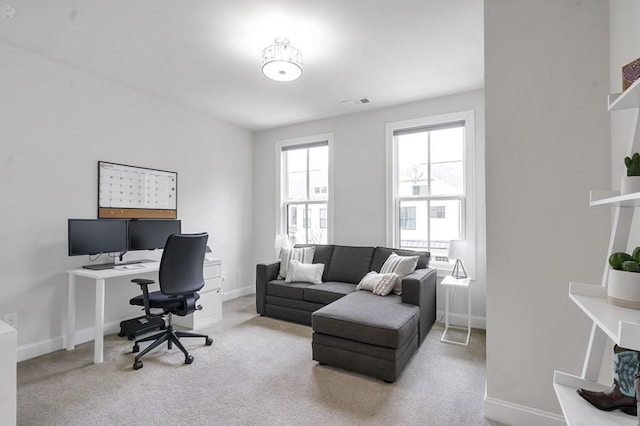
256, 260, 281, 315
401, 267, 437, 345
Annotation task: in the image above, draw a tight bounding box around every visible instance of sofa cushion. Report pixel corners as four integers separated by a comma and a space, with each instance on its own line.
312, 291, 419, 349
295, 244, 335, 281
266, 280, 313, 300
371, 247, 430, 272
325, 245, 375, 284
304, 281, 356, 305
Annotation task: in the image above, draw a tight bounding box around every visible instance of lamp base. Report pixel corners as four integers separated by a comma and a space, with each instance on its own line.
452, 259, 467, 279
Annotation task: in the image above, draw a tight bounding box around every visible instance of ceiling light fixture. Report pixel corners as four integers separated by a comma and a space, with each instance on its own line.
261, 37, 303, 82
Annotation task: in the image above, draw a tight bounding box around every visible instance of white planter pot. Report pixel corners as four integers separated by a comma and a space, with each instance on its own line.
621, 176, 640, 195
608, 268, 640, 309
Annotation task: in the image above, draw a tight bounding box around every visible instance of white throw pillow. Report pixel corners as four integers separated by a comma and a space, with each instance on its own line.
278, 246, 315, 279
285, 260, 324, 285
356, 272, 399, 296
380, 253, 419, 295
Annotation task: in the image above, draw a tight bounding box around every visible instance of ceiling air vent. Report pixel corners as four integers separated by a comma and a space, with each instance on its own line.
0, 3, 15, 19
340, 97, 371, 106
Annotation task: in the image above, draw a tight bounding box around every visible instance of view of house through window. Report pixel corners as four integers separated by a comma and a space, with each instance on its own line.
394, 121, 465, 262
282, 142, 329, 244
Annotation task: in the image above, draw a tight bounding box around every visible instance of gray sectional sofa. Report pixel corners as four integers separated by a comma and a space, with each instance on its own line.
255, 244, 437, 382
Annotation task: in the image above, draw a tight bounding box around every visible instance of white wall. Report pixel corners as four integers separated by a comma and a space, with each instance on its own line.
253, 90, 487, 328
0, 42, 254, 360
484, 1, 610, 424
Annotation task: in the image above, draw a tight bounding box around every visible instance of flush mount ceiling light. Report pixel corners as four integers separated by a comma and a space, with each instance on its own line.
261, 37, 303, 82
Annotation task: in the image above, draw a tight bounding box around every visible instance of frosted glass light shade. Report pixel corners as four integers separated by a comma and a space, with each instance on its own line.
262, 38, 303, 82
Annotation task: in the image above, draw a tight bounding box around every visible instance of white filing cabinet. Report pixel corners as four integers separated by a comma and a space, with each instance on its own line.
173, 258, 222, 329
0, 320, 16, 425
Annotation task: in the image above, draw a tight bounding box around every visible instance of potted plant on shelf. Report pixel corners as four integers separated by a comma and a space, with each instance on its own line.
608, 248, 640, 309
622, 153, 640, 195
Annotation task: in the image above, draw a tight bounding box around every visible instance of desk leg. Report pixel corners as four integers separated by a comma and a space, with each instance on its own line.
66, 274, 76, 350
94, 278, 105, 364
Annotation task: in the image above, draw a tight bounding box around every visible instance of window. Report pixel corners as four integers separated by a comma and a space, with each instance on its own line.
386, 111, 474, 274
278, 134, 333, 245
319, 208, 327, 229
400, 206, 416, 230
430, 206, 445, 219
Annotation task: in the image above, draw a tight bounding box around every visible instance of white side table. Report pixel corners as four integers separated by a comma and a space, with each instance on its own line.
440, 275, 472, 346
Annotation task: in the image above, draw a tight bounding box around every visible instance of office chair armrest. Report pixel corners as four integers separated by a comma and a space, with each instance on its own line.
174, 294, 198, 316
131, 278, 156, 316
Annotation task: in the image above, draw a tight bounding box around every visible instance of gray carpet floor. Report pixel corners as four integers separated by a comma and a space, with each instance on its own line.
17, 295, 500, 426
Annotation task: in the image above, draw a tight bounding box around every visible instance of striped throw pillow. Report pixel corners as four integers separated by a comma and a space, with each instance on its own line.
380, 253, 419, 295
278, 247, 315, 280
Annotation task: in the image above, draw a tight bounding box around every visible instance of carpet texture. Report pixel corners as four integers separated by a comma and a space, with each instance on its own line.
17, 295, 500, 425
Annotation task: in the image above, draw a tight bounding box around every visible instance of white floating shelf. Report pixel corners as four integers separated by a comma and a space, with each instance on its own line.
553, 371, 636, 426
609, 78, 640, 111
590, 190, 640, 207
569, 282, 640, 351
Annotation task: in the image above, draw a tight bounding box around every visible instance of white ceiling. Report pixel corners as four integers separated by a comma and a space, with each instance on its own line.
0, 0, 484, 131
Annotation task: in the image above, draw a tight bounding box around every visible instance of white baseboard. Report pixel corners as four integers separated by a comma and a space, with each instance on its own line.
436, 310, 486, 329
222, 285, 254, 302
17, 320, 122, 362
484, 396, 565, 426
17, 291, 255, 362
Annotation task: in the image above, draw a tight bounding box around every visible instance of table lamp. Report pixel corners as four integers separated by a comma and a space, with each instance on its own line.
274, 234, 291, 258
448, 240, 467, 279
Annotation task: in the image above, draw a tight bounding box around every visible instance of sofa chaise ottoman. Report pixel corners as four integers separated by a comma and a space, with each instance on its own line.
255, 244, 437, 382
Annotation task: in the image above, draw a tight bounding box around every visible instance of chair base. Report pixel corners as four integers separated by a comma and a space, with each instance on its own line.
131, 324, 213, 370
118, 316, 166, 340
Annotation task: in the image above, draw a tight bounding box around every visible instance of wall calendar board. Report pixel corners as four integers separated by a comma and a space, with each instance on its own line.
98, 161, 177, 219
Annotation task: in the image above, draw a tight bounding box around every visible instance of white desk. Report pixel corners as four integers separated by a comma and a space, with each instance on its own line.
440, 275, 472, 346
66, 258, 221, 364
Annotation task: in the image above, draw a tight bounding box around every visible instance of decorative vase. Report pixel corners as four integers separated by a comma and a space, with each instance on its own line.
608, 268, 640, 309
621, 176, 640, 195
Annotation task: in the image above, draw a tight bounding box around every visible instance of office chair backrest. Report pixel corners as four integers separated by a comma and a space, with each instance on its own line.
159, 233, 208, 296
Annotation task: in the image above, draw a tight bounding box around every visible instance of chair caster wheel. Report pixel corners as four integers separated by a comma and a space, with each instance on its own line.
185, 355, 194, 365
132, 344, 139, 353
133, 360, 143, 370
205, 337, 213, 346
117, 330, 125, 337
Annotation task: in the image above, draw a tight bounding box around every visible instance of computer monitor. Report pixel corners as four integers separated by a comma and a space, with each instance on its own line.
68, 219, 129, 256
128, 219, 181, 251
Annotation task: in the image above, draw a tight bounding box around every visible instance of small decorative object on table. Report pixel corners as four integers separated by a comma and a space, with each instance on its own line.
623, 56, 640, 91
448, 240, 467, 279
622, 153, 640, 195
577, 344, 639, 416
607, 248, 640, 309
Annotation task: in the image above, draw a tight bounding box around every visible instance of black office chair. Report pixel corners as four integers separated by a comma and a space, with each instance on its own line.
128, 232, 213, 370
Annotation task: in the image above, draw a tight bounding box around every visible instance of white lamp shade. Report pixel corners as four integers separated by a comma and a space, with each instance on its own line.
274, 234, 291, 250
448, 240, 466, 260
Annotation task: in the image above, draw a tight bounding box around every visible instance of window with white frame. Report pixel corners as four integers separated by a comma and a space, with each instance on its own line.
278, 136, 332, 245
387, 111, 474, 271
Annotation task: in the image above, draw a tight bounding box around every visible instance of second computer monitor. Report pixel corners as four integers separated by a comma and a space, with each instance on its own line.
129, 219, 182, 251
